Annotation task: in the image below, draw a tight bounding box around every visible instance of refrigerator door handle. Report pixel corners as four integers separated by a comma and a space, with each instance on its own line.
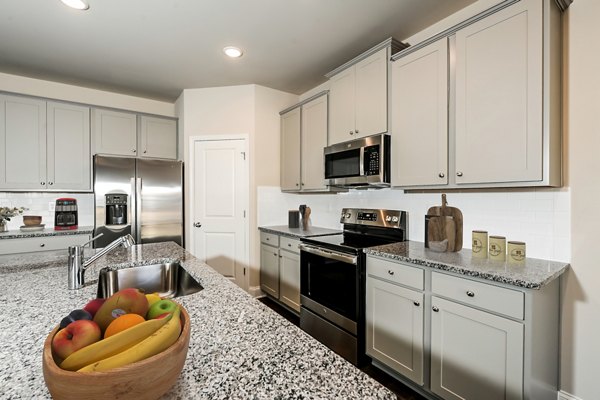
130, 177, 137, 241
136, 177, 142, 242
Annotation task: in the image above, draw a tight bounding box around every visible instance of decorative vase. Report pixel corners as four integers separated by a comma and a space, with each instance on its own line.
0, 220, 7, 232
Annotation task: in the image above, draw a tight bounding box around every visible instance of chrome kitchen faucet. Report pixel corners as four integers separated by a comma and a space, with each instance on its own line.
67, 233, 135, 290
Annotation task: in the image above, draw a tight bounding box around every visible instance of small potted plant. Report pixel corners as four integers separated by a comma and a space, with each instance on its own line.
0, 206, 27, 232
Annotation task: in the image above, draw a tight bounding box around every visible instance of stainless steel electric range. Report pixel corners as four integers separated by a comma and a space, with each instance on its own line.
299, 208, 408, 366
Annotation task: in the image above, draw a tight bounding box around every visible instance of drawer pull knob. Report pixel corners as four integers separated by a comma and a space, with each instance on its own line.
40, 243, 45, 247
266, 238, 269, 241
438, 172, 445, 178
288, 244, 291, 247
466, 291, 475, 297
414, 301, 420, 307
273, 253, 277, 256
432, 306, 439, 312
387, 270, 394, 275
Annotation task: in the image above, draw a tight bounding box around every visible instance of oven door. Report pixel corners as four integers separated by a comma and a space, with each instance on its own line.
299, 244, 359, 334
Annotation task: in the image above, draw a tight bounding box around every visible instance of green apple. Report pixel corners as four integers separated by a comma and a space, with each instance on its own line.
146, 299, 178, 319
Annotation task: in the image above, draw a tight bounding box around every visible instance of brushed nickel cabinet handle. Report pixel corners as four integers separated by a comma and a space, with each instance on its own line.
432, 306, 439, 312
456, 171, 463, 177
387, 270, 394, 275
439, 172, 445, 178
414, 301, 420, 307
466, 291, 475, 297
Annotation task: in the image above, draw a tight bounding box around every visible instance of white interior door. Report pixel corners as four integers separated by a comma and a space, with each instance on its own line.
192, 137, 248, 289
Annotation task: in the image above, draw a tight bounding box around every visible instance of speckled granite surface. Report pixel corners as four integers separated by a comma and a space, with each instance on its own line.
366, 241, 569, 289
0, 226, 93, 240
0, 241, 395, 400
259, 225, 341, 239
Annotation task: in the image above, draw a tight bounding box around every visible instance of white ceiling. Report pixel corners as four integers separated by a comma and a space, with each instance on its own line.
0, 0, 475, 102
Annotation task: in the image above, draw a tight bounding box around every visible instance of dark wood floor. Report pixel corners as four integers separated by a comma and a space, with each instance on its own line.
258, 297, 426, 400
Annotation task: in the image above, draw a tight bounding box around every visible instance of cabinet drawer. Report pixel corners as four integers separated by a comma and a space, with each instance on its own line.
367, 256, 424, 290
0, 234, 90, 255
279, 236, 300, 254
431, 272, 524, 320
260, 232, 279, 246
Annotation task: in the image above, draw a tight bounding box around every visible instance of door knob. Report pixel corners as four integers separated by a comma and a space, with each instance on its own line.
194, 222, 202, 228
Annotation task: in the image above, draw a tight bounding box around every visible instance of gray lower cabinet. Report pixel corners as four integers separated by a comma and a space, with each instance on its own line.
259, 232, 301, 313
366, 255, 559, 400
0, 234, 91, 255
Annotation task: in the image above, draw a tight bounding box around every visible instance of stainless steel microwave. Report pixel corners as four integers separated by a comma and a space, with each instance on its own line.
324, 134, 390, 188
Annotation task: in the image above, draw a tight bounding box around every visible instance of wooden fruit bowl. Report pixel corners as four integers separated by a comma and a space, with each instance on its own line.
43, 306, 190, 400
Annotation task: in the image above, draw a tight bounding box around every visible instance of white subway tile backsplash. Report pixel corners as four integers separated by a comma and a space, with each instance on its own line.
257, 186, 571, 263
0, 192, 94, 230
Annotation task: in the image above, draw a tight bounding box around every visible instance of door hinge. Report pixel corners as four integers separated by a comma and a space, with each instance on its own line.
243, 267, 246, 276
243, 210, 246, 218
241, 151, 246, 160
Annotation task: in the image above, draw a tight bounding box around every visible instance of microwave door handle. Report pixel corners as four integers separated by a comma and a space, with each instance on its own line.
299, 244, 357, 265
359, 147, 365, 176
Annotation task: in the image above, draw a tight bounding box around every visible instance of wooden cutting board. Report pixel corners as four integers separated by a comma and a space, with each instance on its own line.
426, 194, 463, 251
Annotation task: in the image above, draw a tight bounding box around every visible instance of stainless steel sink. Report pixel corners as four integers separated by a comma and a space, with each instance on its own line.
96, 262, 203, 299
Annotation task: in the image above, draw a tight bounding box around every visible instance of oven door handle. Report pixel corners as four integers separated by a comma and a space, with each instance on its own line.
299, 244, 357, 265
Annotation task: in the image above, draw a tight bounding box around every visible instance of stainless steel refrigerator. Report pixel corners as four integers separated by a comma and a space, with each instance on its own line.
93, 155, 183, 248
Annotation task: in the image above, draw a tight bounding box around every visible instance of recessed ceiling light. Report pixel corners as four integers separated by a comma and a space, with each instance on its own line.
223, 46, 243, 58
60, 0, 90, 10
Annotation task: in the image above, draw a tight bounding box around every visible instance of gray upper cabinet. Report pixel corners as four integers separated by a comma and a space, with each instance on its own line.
47, 102, 91, 190
139, 116, 177, 159
391, 38, 449, 187
280, 91, 332, 193
92, 108, 137, 157
391, 0, 562, 189
327, 38, 407, 146
280, 107, 301, 191
93, 109, 178, 160
0, 95, 91, 191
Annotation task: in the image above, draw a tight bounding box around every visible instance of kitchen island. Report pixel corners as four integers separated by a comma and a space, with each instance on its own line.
0, 242, 395, 399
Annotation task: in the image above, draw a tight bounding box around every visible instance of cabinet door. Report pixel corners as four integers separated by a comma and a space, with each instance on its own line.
455, 0, 543, 184
279, 249, 300, 312
366, 277, 424, 385
431, 296, 524, 400
280, 108, 301, 191
301, 95, 328, 190
0, 234, 91, 255
47, 102, 91, 190
392, 39, 448, 187
260, 244, 279, 298
92, 108, 137, 157
355, 47, 388, 139
328, 66, 356, 145
140, 116, 177, 159
0, 95, 46, 190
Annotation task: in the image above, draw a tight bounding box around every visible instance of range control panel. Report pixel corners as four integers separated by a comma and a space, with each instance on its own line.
340, 208, 407, 230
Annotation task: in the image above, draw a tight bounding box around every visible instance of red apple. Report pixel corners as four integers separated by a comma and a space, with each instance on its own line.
83, 298, 106, 318
52, 319, 101, 360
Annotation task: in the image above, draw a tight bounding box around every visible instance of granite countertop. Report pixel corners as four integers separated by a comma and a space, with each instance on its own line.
0, 242, 394, 399
366, 241, 570, 289
259, 225, 341, 239
0, 226, 94, 240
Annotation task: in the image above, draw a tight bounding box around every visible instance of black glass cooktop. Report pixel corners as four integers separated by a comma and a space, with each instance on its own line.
301, 231, 402, 255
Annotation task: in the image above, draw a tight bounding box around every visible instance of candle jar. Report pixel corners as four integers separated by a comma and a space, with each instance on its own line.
507, 241, 526, 265
488, 236, 506, 262
472, 230, 488, 258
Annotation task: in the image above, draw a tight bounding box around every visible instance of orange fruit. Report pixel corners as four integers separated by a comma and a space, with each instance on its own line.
104, 313, 145, 338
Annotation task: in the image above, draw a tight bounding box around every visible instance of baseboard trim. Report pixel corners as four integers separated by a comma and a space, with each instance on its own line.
248, 286, 264, 298
559, 390, 583, 400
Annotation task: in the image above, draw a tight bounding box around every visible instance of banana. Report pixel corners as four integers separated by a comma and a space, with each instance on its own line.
78, 307, 182, 372
60, 314, 171, 371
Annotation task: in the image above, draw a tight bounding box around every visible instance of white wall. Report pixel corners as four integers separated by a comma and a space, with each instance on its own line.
177, 85, 297, 290
0, 72, 175, 116
560, 2, 600, 399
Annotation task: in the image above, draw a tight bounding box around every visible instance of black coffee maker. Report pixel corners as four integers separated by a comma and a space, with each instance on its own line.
105, 194, 128, 226
54, 198, 78, 230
